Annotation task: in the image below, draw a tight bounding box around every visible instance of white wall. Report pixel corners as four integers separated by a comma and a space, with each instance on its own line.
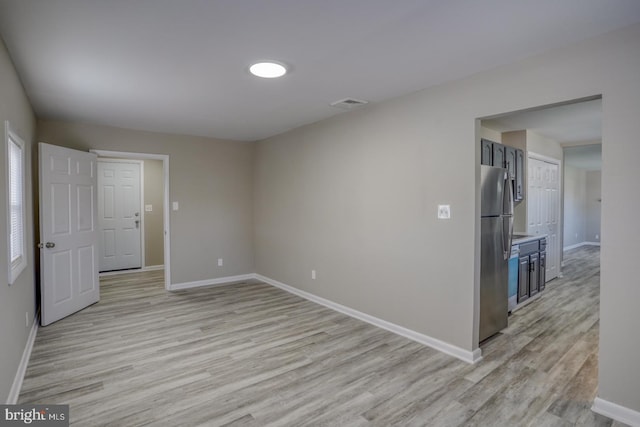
255, 24, 640, 413
480, 126, 502, 143
0, 37, 36, 403
563, 165, 587, 248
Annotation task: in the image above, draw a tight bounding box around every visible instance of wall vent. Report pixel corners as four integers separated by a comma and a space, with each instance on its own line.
330, 98, 369, 109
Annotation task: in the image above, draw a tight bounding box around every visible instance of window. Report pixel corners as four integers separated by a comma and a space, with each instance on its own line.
6, 121, 26, 285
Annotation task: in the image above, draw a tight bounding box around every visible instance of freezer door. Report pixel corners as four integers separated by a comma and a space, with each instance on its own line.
481, 165, 508, 217
480, 216, 509, 342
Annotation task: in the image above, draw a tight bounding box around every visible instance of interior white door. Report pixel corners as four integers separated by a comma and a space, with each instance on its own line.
39, 143, 100, 326
527, 157, 560, 281
97, 160, 142, 272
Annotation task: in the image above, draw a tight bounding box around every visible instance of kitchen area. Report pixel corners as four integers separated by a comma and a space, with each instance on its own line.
479, 135, 551, 343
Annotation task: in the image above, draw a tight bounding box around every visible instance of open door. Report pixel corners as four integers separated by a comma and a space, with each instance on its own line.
39, 143, 100, 326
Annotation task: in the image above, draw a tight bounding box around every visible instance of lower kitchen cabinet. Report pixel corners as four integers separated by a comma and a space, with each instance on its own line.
518, 257, 530, 303
516, 237, 547, 305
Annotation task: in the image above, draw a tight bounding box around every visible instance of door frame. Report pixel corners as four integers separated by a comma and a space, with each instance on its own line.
96, 158, 145, 271
91, 150, 171, 290
527, 151, 562, 279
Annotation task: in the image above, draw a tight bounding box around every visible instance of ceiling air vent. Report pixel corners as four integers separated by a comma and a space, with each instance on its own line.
330, 98, 369, 109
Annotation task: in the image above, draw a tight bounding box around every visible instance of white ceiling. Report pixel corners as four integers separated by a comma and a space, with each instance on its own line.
0, 1, 639, 141
482, 98, 602, 144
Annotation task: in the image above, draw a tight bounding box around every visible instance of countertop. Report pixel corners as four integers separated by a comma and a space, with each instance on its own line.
512, 233, 548, 245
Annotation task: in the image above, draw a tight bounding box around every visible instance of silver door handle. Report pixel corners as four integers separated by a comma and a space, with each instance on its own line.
135, 220, 140, 228
45, 242, 55, 249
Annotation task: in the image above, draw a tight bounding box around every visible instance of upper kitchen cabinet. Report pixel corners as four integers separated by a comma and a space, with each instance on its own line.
505, 146, 516, 179
515, 148, 524, 201
479, 139, 524, 202
481, 139, 493, 165
493, 143, 506, 168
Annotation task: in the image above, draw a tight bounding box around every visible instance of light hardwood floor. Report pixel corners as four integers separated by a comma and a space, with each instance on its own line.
20, 246, 625, 426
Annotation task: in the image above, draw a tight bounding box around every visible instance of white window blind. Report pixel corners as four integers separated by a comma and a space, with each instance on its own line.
6, 122, 27, 285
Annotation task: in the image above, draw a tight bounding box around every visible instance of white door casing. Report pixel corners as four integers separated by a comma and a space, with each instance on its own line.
527, 155, 560, 281
97, 160, 142, 272
39, 143, 100, 326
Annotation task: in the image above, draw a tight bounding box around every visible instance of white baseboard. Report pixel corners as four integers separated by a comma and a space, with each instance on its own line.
169, 274, 254, 291
563, 241, 601, 251
592, 397, 640, 427
99, 265, 165, 277
7, 314, 39, 404
253, 274, 482, 365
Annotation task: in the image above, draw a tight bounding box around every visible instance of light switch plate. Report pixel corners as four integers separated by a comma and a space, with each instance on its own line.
172, 202, 179, 211
145, 204, 153, 212
437, 204, 451, 219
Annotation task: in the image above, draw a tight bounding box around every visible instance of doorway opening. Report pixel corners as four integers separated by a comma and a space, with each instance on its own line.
91, 150, 171, 290
475, 95, 603, 406
477, 95, 602, 338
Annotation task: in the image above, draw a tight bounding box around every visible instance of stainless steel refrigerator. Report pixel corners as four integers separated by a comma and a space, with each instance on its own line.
479, 165, 514, 342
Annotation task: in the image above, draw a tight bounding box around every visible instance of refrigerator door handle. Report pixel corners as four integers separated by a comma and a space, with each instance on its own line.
502, 173, 515, 260
503, 216, 514, 260
503, 174, 515, 216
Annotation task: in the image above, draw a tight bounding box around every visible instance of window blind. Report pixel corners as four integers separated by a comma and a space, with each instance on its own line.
9, 135, 24, 265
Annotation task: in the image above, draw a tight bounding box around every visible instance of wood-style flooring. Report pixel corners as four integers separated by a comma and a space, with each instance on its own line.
20, 246, 624, 426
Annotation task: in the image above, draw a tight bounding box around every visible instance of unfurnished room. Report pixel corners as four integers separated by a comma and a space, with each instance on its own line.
1, 1, 640, 426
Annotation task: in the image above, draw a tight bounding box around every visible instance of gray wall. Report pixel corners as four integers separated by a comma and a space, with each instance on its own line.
254, 24, 640, 412
0, 37, 36, 402
143, 159, 164, 267
563, 165, 587, 248
563, 166, 601, 248
37, 120, 254, 285
586, 170, 602, 243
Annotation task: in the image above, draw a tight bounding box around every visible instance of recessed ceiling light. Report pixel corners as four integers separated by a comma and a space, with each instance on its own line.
249, 61, 287, 78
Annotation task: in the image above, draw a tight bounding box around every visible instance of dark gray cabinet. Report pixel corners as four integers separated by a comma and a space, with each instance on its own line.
505, 147, 516, 179
539, 251, 546, 291
480, 139, 524, 202
493, 143, 506, 168
529, 253, 539, 297
481, 139, 493, 165
518, 257, 530, 303
515, 148, 524, 201
517, 238, 546, 304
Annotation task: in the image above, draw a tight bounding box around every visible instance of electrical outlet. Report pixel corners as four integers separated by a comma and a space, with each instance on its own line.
595, 234, 599, 240
311, 270, 316, 280
218, 258, 223, 267
172, 201, 179, 211
437, 204, 451, 219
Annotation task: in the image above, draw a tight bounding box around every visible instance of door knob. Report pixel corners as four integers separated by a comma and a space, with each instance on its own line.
45, 242, 55, 249
135, 220, 140, 228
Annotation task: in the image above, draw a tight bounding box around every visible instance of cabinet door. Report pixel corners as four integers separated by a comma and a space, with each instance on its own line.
505, 147, 516, 179
518, 256, 530, 303
493, 143, 506, 168
529, 253, 539, 297
515, 149, 524, 201
539, 251, 546, 291
481, 139, 493, 165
